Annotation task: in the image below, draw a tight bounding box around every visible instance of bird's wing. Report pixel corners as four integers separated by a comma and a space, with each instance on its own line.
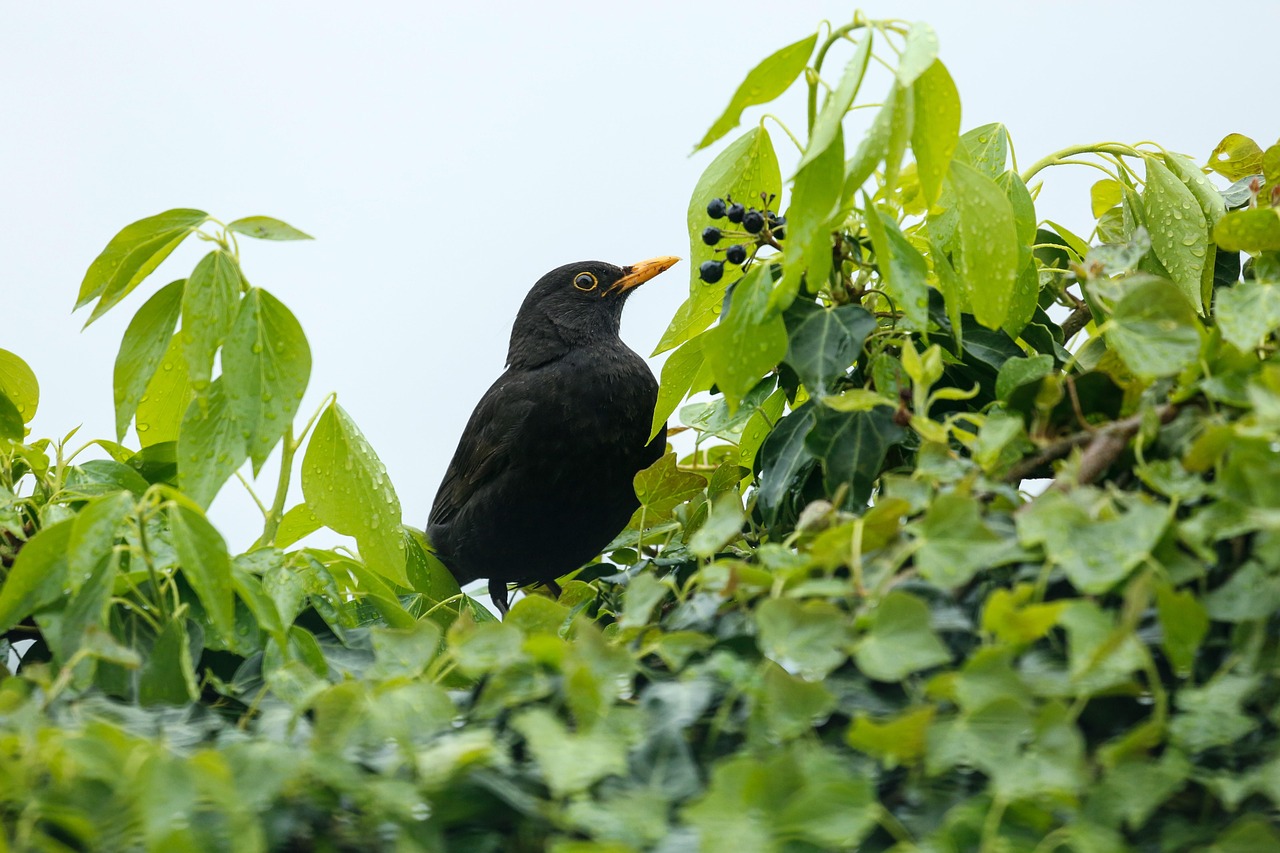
427, 371, 540, 529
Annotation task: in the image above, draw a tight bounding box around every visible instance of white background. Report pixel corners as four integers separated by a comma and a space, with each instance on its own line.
3, 2, 1275, 571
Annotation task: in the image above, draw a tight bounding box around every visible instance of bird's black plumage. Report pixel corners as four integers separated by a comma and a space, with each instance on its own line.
427, 257, 678, 615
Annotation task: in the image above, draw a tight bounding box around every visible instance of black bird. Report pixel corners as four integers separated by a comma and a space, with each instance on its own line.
427, 257, 679, 615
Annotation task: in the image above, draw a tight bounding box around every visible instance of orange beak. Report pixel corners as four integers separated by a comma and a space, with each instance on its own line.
609, 256, 680, 295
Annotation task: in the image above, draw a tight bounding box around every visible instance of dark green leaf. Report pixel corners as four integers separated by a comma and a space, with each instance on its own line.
112, 279, 184, 441
695, 32, 817, 151
0, 394, 21, 442
783, 303, 875, 395
138, 618, 200, 705
995, 354, 1054, 401
222, 288, 311, 473
804, 405, 905, 507
226, 216, 313, 241
756, 403, 818, 526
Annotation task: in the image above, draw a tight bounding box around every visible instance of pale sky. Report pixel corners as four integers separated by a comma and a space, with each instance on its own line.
4, 1, 1275, 567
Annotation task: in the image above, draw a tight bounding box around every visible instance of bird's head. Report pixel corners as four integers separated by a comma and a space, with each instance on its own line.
507, 256, 679, 367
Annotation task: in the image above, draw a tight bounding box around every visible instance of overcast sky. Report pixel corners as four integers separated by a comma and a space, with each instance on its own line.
3, 2, 1275, 567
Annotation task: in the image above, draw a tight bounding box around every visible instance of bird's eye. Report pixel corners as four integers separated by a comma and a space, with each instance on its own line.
573, 272, 598, 292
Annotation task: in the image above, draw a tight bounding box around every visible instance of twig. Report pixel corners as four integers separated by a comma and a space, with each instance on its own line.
1060, 304, 1092, 342
1004, 404, 1177, 486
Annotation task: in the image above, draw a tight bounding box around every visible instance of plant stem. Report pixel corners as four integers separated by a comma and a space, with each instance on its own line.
807, 18, 871, 135
255, 425, 297, 550
1019, 143, 1142, 185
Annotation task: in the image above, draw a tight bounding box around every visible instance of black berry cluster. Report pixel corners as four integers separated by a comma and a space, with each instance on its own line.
699, 193, 786, 283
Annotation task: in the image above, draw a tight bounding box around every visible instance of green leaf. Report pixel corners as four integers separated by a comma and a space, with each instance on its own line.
177, 378, 248, 508
67, 491, 133, 594
181, 250, 242, 392
1208, 133, 1264, 181
0, 394, 21, 441
784, 304, 875, 395
777, 124, 844, 311
113, 279, 184, 441
0, 348, 39, 424
959, 123, 1009, 179
864, 203, 928, 331
1214, 207, 1280, 252
1091, 179, 1124, 218
797, 32, 871, 172
949, 159, 1019, 329
0, 518, 73, 634
846, 705, 935, 766
651, 333, 705, 441
995, 354, 1054, 401
1216, 280, 1280, 350
632, 452, 707, 525
226, 216, 313, 241
738, 387, 787, 477
1143, 155, 1210, 310
512, 707, 628, 796
138, 618, 200, 705
78, 208, 208, 322
222, 288, 311, 473
756, 404, 818, 526
704, 267, 788, 410
1169, 673, 1258, 752
912, 492, 1020, 589
405, 527, 461, 604
276, 503, 323, 548
1155, 583, 1208, 675
694, 32, 817, 152
136, 334, 193, 446
301, 402, 407, 586
752, 661, 836, 742
756, 598, 848, 679
169, 502, 236, 642
1105, 275, 1202, 378
804, 405, 906, 507
896, 22, 939, 85
854, 590, 951, 681
1059, 601, 1147, 695
1017, 491, 1170, 594
619, 572, 667, 629
910, 60, 960, 207
1164, 151, 1227, 228
660, 128, 782, 355
688, 491, 745, 558
841, 80, 907, 204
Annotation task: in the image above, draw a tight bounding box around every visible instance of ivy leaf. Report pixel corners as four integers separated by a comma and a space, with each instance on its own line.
755, 404, 818, 527
226, 216, 313, 241
804, 405, 906, 507
841, 80, 908, 205
1106, 275, 1202, 378
302, 402, 407, 587
1155, 583, 1208, 675
912, 492, 1021, 588
704, 266, 788, 411
67, 491, 134, 594
1208, 133, 1264, 181
783, 303, 875, 395
1143, 155, 1209, 310
846, 706, 935, 767
752, 662, 836, 742
659, 128, 782, 354
756, 598, 849, 679
797, 32, 871, 172
0, 394, 20, 442
177, 378, 247, 508
688, 492, 745, 558
694, 32, 817, 152
909, 59, 960, 207
1214, 208, 1280, 253
0, 348, 39, 424
633, 452, 707, 525
138, 618, 200, 705
222, 288, 311, 473
113, 279, 184, 441
1216, 280, 1280, 351
651, 332, 706, 441
512, 707, 629, 796
78, 208, 208, 323
864, 203, 928, 331
1091, 179, 1124, 218
168, 502, 235, 643
181, 250, 242, 393
776, 124, 844, 312
949, 160, 1019, 329
853, 590, 951, 681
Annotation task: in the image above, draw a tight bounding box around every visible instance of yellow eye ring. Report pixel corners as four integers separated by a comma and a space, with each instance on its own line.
573, 272, 598, 292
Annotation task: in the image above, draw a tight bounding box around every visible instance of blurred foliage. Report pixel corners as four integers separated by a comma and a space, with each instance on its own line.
4, 10, 1280, 851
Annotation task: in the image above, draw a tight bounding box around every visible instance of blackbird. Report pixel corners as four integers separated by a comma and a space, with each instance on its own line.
427, 256, 679, 615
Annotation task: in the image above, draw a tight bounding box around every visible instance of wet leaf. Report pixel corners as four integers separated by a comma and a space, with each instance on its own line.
226, 216, 313, 241
853, 590, 951, 681
113, 279, 183, 441
783, 303, 875, 395
695, 32, 817, 152
78, 208, 208, 323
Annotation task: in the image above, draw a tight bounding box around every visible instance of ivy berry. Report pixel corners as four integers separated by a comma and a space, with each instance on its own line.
699, 260, 725, 283
726, 203, 745, 224
702, 226, 722, 246
706, 197, 727, 219
743, 209, 765, 234
725, 244, 747, 265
